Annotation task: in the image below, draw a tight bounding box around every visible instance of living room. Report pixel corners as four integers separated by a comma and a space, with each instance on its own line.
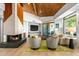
0, 3, 79, 55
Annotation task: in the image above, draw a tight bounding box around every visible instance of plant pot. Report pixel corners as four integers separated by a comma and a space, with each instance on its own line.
29, 37, 41, 50
46, 36, 59, 50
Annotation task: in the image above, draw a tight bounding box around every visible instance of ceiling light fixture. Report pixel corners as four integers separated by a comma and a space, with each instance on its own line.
27, 3, 30, 4
40, 10, 42, 13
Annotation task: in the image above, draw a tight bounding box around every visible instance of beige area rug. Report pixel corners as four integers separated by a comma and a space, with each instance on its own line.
26, 40, 73, 52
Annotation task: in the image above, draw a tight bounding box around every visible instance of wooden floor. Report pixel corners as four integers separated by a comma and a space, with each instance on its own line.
0, 42, 79, 56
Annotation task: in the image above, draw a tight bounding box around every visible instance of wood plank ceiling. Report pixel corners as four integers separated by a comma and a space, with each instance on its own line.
23, 3, 65, 17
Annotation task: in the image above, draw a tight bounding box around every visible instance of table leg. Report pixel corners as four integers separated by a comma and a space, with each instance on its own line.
69, 39, 74, 49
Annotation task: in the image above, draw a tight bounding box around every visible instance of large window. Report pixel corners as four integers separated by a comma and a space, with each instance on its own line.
64, 15, 76, 36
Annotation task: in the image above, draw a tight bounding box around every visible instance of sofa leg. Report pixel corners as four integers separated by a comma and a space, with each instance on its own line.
47, 47, 56, 50
31, 48, 40, 50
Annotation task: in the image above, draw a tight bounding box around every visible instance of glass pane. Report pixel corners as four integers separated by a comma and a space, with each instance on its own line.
64, 15, 76, 36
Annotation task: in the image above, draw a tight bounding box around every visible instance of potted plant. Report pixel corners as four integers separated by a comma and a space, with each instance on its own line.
28, 35, 41, 50
46, 34, 59, 50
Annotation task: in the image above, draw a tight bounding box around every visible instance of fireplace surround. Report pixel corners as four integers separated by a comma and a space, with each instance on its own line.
7, 34, 22, 42
0, 33, 26, 48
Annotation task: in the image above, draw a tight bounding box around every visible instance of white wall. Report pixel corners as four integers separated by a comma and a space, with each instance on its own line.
0, 3, 5, 18
23, 12, 42, 23
39, 16, 54, 23
0, 9, 4, 18
0, 3, 5, 11
55, 18, 63, 34
23, 12, 42, 37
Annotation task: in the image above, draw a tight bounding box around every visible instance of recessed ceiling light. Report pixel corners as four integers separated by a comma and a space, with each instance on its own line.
27, 3, 30, 4
40, 10, 42, 13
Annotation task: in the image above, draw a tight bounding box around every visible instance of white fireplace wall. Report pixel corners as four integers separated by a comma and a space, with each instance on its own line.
14, 3, 24, 34
3, 4, 15, 42
4, 15, 15, 35
4, 4, 24, 35
3, 3, 24, 42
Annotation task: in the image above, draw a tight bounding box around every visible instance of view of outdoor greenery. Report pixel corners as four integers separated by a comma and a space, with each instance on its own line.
65, 16, 76, 27
64, 15, 76, 34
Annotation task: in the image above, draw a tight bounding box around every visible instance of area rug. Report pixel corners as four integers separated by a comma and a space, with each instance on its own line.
26, 40, 73, 52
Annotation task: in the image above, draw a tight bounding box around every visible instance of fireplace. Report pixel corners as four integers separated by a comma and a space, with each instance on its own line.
0, 33, 26, 48
7, 34, 22, 42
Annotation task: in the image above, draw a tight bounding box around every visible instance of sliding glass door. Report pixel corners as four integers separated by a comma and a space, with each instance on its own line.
42, 23, 48, 36
48, 22, 54, 36
42, 22, 54, 36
